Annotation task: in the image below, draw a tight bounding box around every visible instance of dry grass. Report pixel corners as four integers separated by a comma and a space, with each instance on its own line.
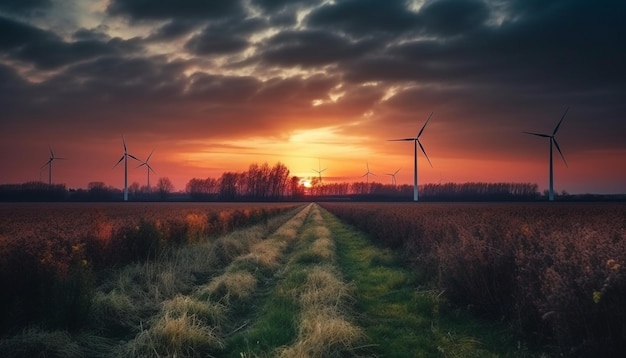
273, 204, 311, 241
299, 266, 353, 308
234, 239, 286, 271
200, 271, 258, 304
91, 289, 141, 331
276, 205, 363, 358
309, 236, 335, 262
163, 295, 227, 326
127, 313, 223, 357
0, 327, 83, 358
278, 308, 363, 358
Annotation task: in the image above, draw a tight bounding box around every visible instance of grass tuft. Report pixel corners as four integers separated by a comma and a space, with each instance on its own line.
278, 308, 363, 358
200, 271, 257, 304
163, 295, 228, 326
128, 313, 223, 357
0, 327, 83, 358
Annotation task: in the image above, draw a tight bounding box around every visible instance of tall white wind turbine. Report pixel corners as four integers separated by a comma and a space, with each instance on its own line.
137, 149, 156, 190
113, 135, 140, 201
313, 158, 327, 182
361, 161, 376, 183
386, 168, 400, 185
41, 145, 65, 186
523, 108, 569, 201
389, 112, 434, 201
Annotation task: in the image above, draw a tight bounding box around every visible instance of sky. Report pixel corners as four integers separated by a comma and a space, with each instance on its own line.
1, 0, 625, 194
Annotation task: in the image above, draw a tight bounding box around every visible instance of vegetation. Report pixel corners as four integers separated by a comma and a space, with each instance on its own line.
0, 202, 299, 336
321, 202, 626, 357
3, 201, 624, 357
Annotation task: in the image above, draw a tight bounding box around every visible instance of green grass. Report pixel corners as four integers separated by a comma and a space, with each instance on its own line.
319, 206, 532, 358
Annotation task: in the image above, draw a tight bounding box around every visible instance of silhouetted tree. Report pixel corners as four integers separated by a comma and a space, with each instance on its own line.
156, 177, 174, 200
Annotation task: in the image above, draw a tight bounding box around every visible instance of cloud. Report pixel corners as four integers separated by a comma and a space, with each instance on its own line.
419, 0, 489, 36
0, 0, 51, 15
106, 0, 245, 21
257, 29, 380, 67
306, 0, 420, 36
0, 16, 143, 70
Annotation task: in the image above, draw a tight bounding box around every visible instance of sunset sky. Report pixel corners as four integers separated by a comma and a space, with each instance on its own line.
1, 0, 625, 194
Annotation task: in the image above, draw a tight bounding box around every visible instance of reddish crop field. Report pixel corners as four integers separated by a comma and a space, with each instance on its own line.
320, 202, 626, 356
0, 202, 299, 334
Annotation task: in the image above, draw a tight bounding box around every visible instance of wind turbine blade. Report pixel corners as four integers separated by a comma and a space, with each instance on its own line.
146, 150, 154, 162
553, 138, 568, 168
394, 168, 400, 175
113, 156, 124, 169
418, 140, 433, 167
553, 107, 569, 135
49, 145, 54, 157
148, 166, 156, 174
122, 135, 127, 152
417, 112, 434, 138
388, 138, 415, 141
128, 154, 141, 161
523, 131, 550, 138
41, 159, 52, 168
137, 162, 146, 168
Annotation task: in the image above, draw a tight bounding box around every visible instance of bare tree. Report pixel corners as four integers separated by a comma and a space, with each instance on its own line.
156, 177, 174, 200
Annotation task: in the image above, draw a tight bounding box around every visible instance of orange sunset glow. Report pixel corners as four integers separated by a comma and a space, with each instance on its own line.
1, 1, 625, 195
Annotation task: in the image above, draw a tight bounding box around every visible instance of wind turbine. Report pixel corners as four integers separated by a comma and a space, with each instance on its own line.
361, 161, 376, 183
386, 168, 400, 185
388, 112, 434, 201
41, 145, 65, 186
137, 149, 156, 190
312, 158, 327, 182
523, 108, 569, 201
113, 135, 140, 201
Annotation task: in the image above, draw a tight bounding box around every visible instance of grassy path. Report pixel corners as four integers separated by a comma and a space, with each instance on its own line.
318, 204, 527, 358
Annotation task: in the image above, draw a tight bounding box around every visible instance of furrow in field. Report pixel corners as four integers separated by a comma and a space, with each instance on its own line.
224, 203, 365, 358
118, 203, 313, 357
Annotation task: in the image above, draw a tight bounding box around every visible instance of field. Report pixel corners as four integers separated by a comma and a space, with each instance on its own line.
0, 203, 299, 334
1, 201, 625, 357
320, 202, 626, 356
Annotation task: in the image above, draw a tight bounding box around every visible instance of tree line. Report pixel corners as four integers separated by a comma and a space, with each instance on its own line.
1, 161, 591, 202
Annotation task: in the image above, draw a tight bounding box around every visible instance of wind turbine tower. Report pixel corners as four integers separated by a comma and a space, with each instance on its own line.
113, 136, 140, 201
313, 158, 327, 182
41, 145, 65, 186
389, 112, 434, 201
137, 150, 156, 190
523, 108, 569, 201
361, 161, 376, 183
386, 168, 400, 185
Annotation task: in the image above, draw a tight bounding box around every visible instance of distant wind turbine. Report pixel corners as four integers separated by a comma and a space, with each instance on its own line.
41, 145, 65, 186
137, 149, 156, 190
388, 112, 434, 201
313, 158, 327, 182
523, 108, 569, 201
386, 168, 400, 185
113, 135, 140, 201
361, 161, 376, 183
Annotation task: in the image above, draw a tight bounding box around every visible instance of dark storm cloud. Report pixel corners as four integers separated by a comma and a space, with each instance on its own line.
306, 0, 420, 36
0, 0, 51, 15
148, 20, 200, 41
340, 0, 626, 93
107, 0, 245, 21
420, 0, 489, 36
252, 0, 312, 12
0, 16, 142, 70
258, 29, 379, 67
185, 17, 268, 55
